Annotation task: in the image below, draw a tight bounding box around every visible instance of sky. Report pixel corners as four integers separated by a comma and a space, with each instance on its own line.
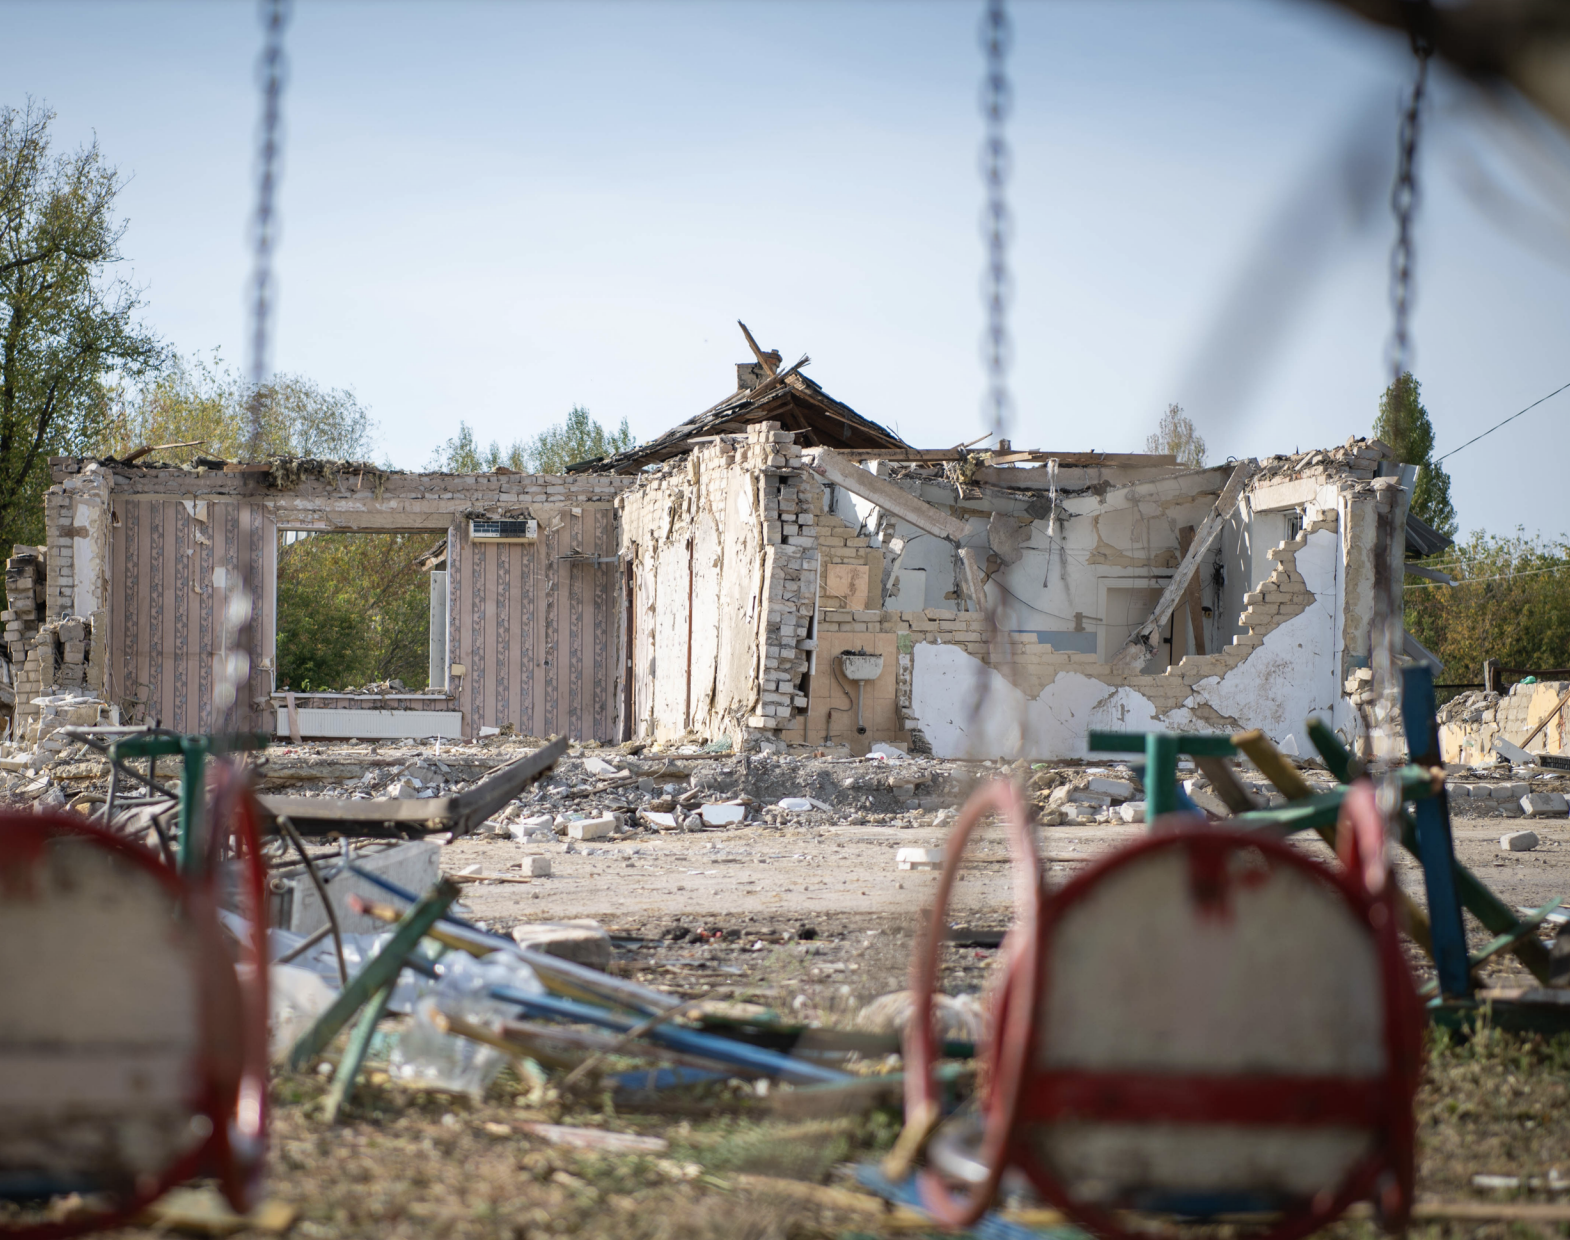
8, 0, 1570, 539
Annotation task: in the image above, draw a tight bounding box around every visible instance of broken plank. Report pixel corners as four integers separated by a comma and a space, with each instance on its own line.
957, 548, 990, 615
1109, 459, 1257, 673
1178, 526, 1206, 656
258, 736, 567, 837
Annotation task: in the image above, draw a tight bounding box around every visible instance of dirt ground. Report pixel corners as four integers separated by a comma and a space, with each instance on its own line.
8, 739, 1569, 1238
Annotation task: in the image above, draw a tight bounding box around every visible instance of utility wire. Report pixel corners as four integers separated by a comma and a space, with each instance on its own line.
1404, 562, 1570, 588
1432, 378, 1570, 465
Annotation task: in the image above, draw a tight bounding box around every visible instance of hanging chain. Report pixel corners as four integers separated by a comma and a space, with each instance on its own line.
221, 0, 289, 733
1371, 12, 1433, 814
960, 0, 1016, 758
980, 0, 1012, 445
1387, 21, 1431, 384
246, 0, 290, 456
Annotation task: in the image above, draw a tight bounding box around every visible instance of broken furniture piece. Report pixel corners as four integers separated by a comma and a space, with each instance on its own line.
57, 725, 271, 868
256, 735, 568, 838
1090, 677, 1568, 1028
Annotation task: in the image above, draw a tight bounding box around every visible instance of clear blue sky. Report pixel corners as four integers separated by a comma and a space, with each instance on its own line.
9, 0, 1569, 539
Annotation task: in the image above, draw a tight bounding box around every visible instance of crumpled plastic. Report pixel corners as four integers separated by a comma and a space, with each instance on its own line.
389, 951, 544, 1097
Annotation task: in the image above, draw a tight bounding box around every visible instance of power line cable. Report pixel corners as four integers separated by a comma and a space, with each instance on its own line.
1404, 561, 1570, 588
1432, 379, 1570, 465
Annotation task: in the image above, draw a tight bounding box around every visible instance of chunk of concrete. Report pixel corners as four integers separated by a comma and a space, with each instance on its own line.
644, 811, 680, 831
868, 742, 908, 761
1087, 777, 1135, 801
511, 919, 612, 969
583, 755, 621, 777
777, 797, 813, 813
699, 802, 746, 826
897, 847, 944, 871
1493, 738, 1534, 766
508, 813, 556, 842
520, 854, 552, 877
567, 815, 616, 840
1521, 791, 1569, 817
1119, 801, 1146, 824
1501, 830, 1540, 852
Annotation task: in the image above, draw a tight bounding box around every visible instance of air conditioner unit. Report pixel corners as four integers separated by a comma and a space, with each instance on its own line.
470, 518, 538, 542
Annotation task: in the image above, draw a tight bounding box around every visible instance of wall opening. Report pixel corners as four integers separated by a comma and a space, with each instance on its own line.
275, 530, 436, 693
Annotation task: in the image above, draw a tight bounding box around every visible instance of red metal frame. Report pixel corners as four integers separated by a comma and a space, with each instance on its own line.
904, 778, 1041, 1229
0, 767, 270, 1239
905, 779, 1423, 1239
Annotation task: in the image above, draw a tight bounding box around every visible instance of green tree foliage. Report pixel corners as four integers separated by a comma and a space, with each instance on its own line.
275, 531, 436, 692
1375, 371, 1456, 536
102, 351, 376, 463
0, 101, 164, 548
429, 405, 634, 473
1405, 530, 1570, 683
1144, 403, 1207, 468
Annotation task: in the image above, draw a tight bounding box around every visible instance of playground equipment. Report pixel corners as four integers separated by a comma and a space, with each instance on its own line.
0, 734, 270, 1238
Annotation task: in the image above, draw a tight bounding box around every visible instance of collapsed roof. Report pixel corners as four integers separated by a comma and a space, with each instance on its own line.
567, 322, 908, 473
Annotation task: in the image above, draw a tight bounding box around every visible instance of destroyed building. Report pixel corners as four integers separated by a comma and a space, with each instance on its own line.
9, 330, 1437, 761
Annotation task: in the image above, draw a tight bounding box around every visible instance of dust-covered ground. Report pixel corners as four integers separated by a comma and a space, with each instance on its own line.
5, 735, 1569, 1237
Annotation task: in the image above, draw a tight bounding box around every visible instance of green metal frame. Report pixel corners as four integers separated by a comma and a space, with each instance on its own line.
1089, 719, 1567, 1032
111, 732, 269, 874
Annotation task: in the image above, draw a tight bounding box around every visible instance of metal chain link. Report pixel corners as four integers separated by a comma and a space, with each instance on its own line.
1387, 23, 1431, 384
246, 0, 291, 456
980, 0, 1012, 444
223, 0, 289, 733
962, 0, 1016, 757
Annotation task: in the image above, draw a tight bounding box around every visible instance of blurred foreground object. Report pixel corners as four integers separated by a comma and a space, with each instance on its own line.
1329, 0, 1570, 135
0, 764, 269, 1238
893, 773, 1423, 1238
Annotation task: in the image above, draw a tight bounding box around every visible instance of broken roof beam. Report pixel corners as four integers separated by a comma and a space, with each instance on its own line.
804, 448, 994, 612
1108, 459, 1258, 674
737, 320, 780, 375
829, 448, 1179, 466
803, 447, 970, 542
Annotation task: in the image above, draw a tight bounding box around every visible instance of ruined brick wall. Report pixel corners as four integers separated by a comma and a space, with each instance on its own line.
617, 423, 819, 747
47, 457, 636, 740
1438, 680, 1570, 765
797, 449, 1400, 759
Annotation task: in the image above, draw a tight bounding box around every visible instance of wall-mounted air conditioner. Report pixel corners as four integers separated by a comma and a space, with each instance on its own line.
470, 518, 538, 542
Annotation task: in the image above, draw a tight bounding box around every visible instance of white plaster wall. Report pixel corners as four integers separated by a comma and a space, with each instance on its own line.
72, 500, 103, 619
1177, 529, 1353, 746
910, 646, 1161, 759
908, 528, 1356, 758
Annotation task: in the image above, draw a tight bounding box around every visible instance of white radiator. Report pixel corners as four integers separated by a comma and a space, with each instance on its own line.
276, 707, 463, 740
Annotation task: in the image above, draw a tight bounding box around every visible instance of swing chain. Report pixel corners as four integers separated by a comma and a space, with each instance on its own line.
1388, 14, 1432, 384
980, 0, 1012, 443
247, 0, 291, 455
